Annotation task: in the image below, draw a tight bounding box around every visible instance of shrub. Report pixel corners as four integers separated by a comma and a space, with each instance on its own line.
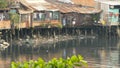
11, 55, 87, 68
0, 0, 8, 8
9, 13, 20, 24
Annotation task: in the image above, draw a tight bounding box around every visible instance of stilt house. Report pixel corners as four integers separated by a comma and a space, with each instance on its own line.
10, 0, 101, 28
47, 0, 101, 27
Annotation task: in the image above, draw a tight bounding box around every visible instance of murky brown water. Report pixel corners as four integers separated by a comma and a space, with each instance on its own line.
0, 36, 120, 68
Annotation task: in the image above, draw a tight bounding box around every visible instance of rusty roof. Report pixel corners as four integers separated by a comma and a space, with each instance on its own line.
21, 0, 58, 11
19, 0, 101, 14
71, 0, 95, 7
18, 0, 33, 10
47, 0, 101, 14
16, 0, 34, 14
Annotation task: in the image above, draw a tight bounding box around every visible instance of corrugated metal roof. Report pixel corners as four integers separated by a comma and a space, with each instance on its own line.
58, 0, 72, 3
28, 3, 58, 11
24, 0, 59, 11
71, 0, 95, 7
13, 0, 34, 14
26, 0, 47, 3
18, 0, 33, 10
19, 0, 101, 14
47, 0, 101, 14
18, 9, 33, 14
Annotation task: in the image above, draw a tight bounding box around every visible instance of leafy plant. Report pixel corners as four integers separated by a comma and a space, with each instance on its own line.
11, 55, 87, 68
0, 0, 8, 8
9, 13, 20, 24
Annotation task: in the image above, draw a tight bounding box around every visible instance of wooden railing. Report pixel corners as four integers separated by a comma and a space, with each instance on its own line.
0, 20, 62, 29
32, 20, 61, 28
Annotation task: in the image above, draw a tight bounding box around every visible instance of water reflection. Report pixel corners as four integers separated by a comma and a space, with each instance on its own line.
0, 36, 120, 68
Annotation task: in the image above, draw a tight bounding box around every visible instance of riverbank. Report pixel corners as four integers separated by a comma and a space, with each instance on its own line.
13, 35, 80, 47
0, 25, 118, 49
12, 34, 96, 48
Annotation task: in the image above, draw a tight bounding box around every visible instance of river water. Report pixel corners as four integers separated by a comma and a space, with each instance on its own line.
0, 35, 120, 68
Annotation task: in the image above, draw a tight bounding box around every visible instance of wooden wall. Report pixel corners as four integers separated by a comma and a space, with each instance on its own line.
0, 21, 11, 29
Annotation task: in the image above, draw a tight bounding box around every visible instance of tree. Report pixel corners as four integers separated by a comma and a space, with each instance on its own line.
9, 12, 20, 29
0, 0, 8, 8
9, 13, 19, 24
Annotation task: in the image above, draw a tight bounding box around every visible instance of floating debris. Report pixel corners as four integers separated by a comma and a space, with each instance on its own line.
0, 39, 9, 51
79, 35, 96, 39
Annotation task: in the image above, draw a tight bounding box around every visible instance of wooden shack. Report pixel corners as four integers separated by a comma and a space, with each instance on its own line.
16, 0, 101, 28
14, 0, 33, 28
47, 0, 101, 27
18, 0, 62, 28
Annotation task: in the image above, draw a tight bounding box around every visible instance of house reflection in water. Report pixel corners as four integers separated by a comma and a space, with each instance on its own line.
0, 37, 120, 67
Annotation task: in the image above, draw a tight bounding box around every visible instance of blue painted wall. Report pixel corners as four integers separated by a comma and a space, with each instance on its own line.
108, 9, 119, 23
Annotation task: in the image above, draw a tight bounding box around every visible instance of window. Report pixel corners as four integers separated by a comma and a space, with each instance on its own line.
0, 12, 9, 21
21, 14, 28, 22
33, 12, 46, 21
52, 11, 60, 20
45, 11, 60, 20
33, 11, 60, 21
0, 13, 4, 21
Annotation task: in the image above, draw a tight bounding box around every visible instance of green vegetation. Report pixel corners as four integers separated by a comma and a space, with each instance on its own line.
0, 0, 8, 8
9, 13, 20, 24
11, 55, 88, 68
92, 13, 100, 22
9, 12, 20, 30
